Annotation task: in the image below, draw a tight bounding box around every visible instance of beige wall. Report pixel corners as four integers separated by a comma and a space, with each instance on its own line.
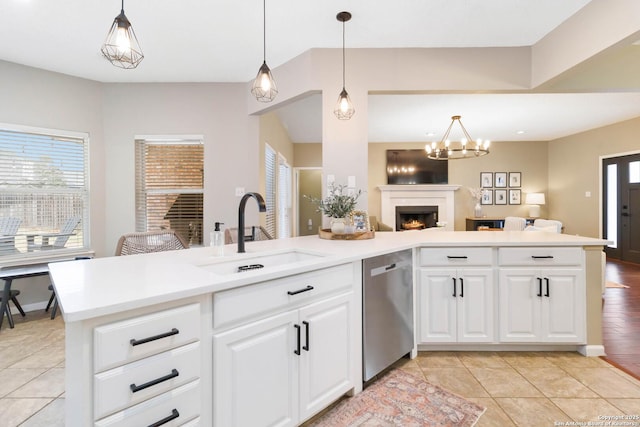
548, 116, 640, 237
297, 169, 322, 236
368, 141, 549, 230
293, 143, 322, 168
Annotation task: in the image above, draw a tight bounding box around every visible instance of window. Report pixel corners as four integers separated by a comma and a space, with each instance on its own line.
278, 154, 292, 238
0, 124, 89, 258
264, 144, 277, 238
135, 137, 204, 246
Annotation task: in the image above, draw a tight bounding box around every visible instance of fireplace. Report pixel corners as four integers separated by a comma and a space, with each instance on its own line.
395, 206, 438, 231
378, 184, 460, 231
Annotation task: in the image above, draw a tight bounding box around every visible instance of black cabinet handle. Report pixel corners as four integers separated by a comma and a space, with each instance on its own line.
148, 409, 179, 427
385, 263, 397, 271
294, 324, 301, 355
537, 278, 543, 297
130, 369, 179, 393
544, 278, 550, 297
460, 278, 464, 298
452, 277, 457, 297
287, 285, 314, 296
447, 256, 468, 259
130, 328, 179, 347
531, 255, 554, 259
302, 321, 310, 351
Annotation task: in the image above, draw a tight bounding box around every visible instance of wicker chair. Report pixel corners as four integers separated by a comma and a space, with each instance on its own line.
224, 226, 273, 244
115, 230, 189, 256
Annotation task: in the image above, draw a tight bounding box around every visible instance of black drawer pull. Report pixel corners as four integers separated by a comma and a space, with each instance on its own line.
130, 369, 179, 393
460, 278, 464, 298
537, 278, 543, 297
447, 256, 468, 259
130, 328, 179, 347
294, 324, 301, 355
302, 321, 310, 351
148, 409, 180, 427
287, 285, 314, 296
531, 255, 554, 259
452, 277, 457, 297
544, 278, 550, 297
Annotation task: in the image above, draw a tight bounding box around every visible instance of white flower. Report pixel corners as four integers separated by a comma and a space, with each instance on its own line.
468, 187, 485, 201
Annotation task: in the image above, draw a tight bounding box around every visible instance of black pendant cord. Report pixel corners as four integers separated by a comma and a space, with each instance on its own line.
341, 19, 346, 89
121, 0, 124, 13
262, 0, 267, 62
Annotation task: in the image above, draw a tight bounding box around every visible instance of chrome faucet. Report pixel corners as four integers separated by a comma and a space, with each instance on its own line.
237, 192, 267, 253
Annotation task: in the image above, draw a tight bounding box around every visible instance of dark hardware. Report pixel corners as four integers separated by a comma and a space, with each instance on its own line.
148, 409, 180, 427
531, 255, 554, 259
294, 324, 301, 355
544, 278, 550, 297
287, 285, 314, 296
452, 277, 457, 297
130, 328, 179, 347
537, 278, 543, 297
447, 255, 468, 259
621, 212, 630, 217
237, 263, 265, 272
237, 192, 267, 253
385, 263, 396, 271
460, 278, 464, 298
302, 321, 310, 351
130, 369, 179, 393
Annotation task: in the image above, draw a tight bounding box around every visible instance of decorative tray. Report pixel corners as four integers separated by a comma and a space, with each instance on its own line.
318, 228, 375, 240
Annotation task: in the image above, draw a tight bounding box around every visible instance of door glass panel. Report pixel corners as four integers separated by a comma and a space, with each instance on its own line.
630, 161, 640, 184
607, 164, 618, 248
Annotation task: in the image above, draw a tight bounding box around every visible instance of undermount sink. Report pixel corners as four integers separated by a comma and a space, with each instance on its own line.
198, 249, 325, 275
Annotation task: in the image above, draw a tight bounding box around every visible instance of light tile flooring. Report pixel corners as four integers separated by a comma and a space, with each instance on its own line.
2, 313, 640, 426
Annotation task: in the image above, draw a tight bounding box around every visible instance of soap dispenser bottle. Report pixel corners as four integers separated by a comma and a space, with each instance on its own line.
211, 222, 224, 256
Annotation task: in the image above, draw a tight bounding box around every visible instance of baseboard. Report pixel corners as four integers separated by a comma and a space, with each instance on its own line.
578, 345, 606, 357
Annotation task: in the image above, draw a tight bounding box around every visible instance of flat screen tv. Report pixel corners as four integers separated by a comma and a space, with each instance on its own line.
386, 149, 448, 185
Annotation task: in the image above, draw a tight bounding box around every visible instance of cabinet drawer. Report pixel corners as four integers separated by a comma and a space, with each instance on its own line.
95, 379, 200, 427
499, 247, 582, 266
94, 342, 201, 420
420, 247, 492, 267
213, 263, 353, 329
94, 303, 201, 373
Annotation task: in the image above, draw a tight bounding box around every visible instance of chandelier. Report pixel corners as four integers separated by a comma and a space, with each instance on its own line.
425, 115, 490, 160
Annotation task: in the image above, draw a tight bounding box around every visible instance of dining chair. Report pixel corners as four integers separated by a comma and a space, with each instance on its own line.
224, 226, 273, 244
0, 217, 22, 253
0, 289, 26, 329
533, 219, 563, 233
115, 230, 189, 256
503, 216, 527, 231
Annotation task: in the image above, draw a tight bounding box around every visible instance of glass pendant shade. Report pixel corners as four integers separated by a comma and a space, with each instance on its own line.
251, 61, 278, 102
334, 88, 355, 120
101, 9, 144, 69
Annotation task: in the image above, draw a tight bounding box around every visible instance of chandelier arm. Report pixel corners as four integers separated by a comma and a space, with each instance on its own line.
457, 120, 475, 146
439, 119, 455, 144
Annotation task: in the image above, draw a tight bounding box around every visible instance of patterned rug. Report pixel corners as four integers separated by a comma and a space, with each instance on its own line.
310, 369, 485, 427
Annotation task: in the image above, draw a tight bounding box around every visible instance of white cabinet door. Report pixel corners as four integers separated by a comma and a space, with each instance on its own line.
457, 269, 494, 343
418, 269, 457, 343
298, 293, 352, 422
499, 269, 540, 342
213, 310, 298, 427
499, 268, 584, 343
542, 269, 585, 343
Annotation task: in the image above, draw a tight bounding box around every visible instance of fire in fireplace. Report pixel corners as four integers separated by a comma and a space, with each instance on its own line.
395, 206, 438, 231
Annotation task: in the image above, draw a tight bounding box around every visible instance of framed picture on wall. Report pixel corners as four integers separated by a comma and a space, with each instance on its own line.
509, 172, 521, 188
480, 172, 493, 188
495, 172, 507, 188
509, 189, 522, 205
481, 190, 493, 205
495, 189, 507, 205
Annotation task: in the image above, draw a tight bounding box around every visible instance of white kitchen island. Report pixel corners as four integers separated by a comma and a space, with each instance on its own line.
49, 231, 608, 427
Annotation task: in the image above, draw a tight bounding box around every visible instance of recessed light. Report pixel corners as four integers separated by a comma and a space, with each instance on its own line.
426, 132, 435, 137
516, 130, 525, 135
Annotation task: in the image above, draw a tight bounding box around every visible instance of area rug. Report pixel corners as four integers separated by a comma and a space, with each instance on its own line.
310, 369, 485, 427
606, 280, 630, 288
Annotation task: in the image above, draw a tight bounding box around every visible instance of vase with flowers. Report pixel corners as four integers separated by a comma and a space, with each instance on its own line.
305, 184, 362, 234
468, 187, 486, 218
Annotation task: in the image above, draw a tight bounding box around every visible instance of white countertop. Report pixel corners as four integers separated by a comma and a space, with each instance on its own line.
48, 231, 609, 322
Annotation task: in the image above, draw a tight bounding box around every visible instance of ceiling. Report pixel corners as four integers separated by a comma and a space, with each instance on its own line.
3, 0, 640, 143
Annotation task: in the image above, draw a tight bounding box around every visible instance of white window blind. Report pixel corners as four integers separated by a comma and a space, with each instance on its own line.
135, 138, 204, 246
264, 144, 277, 238
278, 155, 292, 238
0, 126, 89, 258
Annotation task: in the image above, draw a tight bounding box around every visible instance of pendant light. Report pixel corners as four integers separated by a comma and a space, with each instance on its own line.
101, 0, 144, 69
334, 11, 355, 120
251, 0, 278, 102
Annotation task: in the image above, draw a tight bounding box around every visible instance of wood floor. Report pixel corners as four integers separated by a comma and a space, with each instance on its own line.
602, 258, 640, 379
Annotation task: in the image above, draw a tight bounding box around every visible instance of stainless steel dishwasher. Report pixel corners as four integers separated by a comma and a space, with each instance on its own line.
363, 249, 414, 382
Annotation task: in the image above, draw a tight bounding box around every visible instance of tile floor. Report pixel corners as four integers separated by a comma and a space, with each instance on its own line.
2, 312, 640, 426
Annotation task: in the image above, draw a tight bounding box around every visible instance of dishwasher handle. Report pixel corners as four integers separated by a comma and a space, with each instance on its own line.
369, 260, 410, 277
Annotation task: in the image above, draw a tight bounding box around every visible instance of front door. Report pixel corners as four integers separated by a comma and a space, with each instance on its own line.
603, 153, 640, 263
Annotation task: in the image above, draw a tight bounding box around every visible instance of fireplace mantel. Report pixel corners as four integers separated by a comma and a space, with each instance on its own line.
378, 185, 460, 231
